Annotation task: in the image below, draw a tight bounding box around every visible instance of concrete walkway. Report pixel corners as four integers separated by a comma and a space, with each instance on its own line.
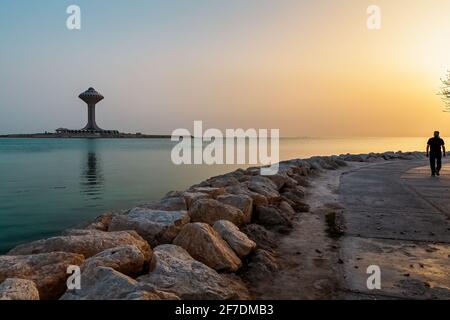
339, 160, 450, 299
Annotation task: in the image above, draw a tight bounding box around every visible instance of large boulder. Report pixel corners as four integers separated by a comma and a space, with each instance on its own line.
213, 220, 256, 258
0, 252, 84, 300
181, 192, 211, 209
188, 187, 225, 198
61, 266, 179, 300
289, 174, 310, 187
109, 209, 190, 247
246, 176, 280, 201
138, 245, 250, 300
138, 196, 187, 211
278, 201, 297, 219
207, 175, 240, 188
189, 199, 246, 226
173, 223, 242, 272
254, 205, 293, 230
280, 188, 310, 213
240, 224, 278, 252
281, 186, 306, 199
81, 245, 149, 277
216, 194, 253, 224
8, 230, 151, 261
225, 184, 268, 206
266, 174, 298, 190
282, 199, 310, 213
243, 249, 279, 283
0, 278, 40, 300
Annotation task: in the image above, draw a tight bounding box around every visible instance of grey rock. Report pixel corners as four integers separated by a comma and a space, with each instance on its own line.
9, 230, 151, 261
0, 278, 40, 300
138, 245, 250, 300
278, 201, 297, 219
61, 266, 178, 300
109, 208, 190, 247
247, 176, 280, 201
266, 173, 298, 190
81, 245, 149, 277
216, 194, 253, 224
255, 205, 293, 229
281, 188, 310, 212
213, 220, 256, 258
240, 224, 278, 252
173, 223, 242, 272
290, 174, 310, 187
244, 249, 278, 283
188, 187, 226, 198
139, 196, 187, 211
182, 191, 211, 209
0, 252, 84, 300
225, 184, 269, 206
207, 175, 240, 188
189, 198, 246, 226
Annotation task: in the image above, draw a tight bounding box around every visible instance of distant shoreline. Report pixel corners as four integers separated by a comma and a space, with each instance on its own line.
0, 133, 173, 139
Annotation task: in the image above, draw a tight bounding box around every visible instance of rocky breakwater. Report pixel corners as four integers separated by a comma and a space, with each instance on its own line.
0, 151, 426, 300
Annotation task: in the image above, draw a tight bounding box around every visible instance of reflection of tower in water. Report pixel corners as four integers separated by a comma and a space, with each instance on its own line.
81, 142, 104, 199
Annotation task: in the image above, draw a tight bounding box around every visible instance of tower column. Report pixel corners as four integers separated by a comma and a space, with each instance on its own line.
84, 104, 101, 131
79, 87, 104, 132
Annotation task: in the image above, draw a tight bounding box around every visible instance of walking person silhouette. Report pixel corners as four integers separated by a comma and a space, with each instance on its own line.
427, 131, 446, 176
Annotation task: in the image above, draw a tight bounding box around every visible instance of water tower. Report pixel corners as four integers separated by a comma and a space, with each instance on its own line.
79, 87, 105, 131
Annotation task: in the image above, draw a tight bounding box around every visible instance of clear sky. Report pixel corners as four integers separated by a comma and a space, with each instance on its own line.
1, 0, 449, 136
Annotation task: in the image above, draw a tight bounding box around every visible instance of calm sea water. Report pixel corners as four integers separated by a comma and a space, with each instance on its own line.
0, 137, 428, 253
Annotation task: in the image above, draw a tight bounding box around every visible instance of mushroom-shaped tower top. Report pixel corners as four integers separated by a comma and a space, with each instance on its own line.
78, 87, 104, 105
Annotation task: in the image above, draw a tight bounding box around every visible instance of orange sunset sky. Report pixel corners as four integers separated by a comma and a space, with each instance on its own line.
0, 0, 450, 137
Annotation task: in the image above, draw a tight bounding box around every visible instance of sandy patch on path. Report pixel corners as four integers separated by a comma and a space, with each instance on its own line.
252, 163, 366, 299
